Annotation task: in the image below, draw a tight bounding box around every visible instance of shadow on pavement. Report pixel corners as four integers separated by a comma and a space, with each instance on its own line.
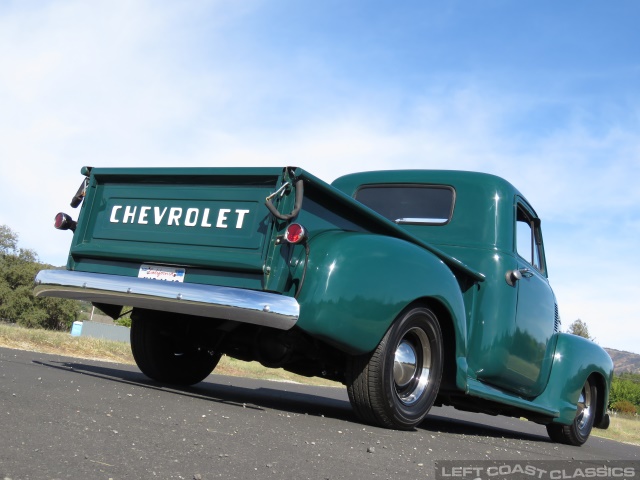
33, 357, 549, 443
421, 412, 549, 442
32, 358, 354, 420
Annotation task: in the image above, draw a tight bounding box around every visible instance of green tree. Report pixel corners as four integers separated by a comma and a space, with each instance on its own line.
0, 225, 79, 330
114, 308, 132, 328
0, 224, 19, 254
567, 319, 591, 340
618, 372, 640, 384
609, 375, 640, 411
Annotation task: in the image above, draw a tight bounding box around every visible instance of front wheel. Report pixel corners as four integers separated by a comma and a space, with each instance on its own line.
130, 312, 222, 386
546, 378, 596, 446
345, 306, 443, 430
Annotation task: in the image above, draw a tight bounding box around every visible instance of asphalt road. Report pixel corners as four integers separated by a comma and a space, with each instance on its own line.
1, 347, 639, 480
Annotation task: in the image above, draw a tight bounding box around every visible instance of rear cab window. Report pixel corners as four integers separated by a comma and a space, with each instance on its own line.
355, 185, 455, 225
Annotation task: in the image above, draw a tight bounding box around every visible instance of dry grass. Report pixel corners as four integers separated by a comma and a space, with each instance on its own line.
592, 414, 640, 446
0, 323, 339, 387
0, 323, 134, 364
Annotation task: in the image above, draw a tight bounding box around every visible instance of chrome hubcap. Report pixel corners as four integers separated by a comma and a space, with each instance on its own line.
394, 341, 417, 388
576, 380, 592, 433
393, 327, 431, 406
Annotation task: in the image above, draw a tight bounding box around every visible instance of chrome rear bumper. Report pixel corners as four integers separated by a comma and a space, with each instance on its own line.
34, 269, 299, 330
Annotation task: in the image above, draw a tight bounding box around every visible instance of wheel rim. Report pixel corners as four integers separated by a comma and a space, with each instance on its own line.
576, 380, 593, 434
393, 327, 431, 406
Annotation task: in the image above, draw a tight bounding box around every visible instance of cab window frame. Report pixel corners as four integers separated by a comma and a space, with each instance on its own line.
515, 200, 547, 276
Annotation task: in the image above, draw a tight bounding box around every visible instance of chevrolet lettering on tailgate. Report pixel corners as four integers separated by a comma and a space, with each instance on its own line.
109, 205, 251, 229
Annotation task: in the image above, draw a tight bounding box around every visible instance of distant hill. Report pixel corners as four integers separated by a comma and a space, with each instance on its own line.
605, 348, 640, 374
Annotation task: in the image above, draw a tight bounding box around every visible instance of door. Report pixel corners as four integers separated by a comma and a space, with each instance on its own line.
510, 201, 558, 397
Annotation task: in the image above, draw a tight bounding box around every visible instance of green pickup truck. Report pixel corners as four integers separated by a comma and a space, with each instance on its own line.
35, 166, 612, 445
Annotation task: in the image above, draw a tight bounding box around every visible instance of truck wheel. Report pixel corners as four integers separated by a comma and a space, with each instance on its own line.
346, 306, 443, 430
131, 314, 221, 386
546, 378, 596, 446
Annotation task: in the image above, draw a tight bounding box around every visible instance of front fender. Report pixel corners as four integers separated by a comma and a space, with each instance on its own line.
533, 333, 613, 425
295, 231, 469, 357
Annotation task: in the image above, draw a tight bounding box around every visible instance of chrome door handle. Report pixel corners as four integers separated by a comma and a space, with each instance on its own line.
506, 267, 534, 286
519, 268, 534, 278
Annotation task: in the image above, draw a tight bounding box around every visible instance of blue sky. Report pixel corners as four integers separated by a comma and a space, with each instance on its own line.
1, 1, 639, 353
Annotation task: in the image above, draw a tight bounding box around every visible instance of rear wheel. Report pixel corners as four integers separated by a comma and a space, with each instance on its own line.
345, 306, 443, 430
546, 378, 596, 446
130, 312, 221, 386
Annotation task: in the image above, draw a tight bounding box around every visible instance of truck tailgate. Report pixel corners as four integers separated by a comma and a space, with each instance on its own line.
70, 168, 283, 273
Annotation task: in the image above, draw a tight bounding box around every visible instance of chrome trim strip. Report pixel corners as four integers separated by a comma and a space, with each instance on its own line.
394, 217, 448, 225
34, 270, 299, 330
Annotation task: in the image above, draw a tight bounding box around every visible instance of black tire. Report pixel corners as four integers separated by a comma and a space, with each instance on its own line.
130, 312, 221, 386
345, 306, 443, 430
546, 378, 596, 446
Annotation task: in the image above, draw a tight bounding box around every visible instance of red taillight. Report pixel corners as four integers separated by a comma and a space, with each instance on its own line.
54, 212, 77, 232
284, 223, 307, 244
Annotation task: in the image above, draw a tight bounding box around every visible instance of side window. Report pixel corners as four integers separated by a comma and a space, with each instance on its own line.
516, 205, 545, 274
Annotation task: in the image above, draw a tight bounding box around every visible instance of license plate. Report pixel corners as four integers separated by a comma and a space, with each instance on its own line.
138, 264, 185, 282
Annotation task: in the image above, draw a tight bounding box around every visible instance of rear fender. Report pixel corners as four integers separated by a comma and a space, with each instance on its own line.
532, 333, 613, 425
294, 231, 469, 361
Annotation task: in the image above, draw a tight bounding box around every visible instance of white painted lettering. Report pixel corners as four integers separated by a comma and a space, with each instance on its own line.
123, 205, 137, 223
201, 208, 212, 227
109, 205, 251, 228
185, 208, 199, 227
217, 209, 231, 228
138, 206, 151, 224
235, 209, 250, 229
154, 206, 168, 225
110, 205, 122, 223
168, 207, 182, 226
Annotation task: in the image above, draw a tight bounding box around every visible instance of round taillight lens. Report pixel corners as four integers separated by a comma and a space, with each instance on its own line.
55, 213, 68, 229
284, 223, 306, 244
54, 212, 76, 231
